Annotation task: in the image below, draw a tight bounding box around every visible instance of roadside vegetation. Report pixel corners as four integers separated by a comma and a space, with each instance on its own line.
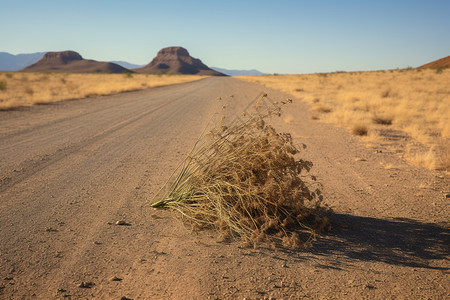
238, 68, 450, 171
0, 72, 206, 110
152, 95, 329, 248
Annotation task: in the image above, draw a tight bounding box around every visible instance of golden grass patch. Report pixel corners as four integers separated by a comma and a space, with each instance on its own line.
237, 68, 450, 171
0, 72, 206, 110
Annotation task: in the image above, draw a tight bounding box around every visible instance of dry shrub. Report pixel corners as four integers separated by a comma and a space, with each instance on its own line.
372, 115, 393, 125
352, 124, 368, 136
406, 145, 438, 170
381, 89, 391, 98
315, 105, 332, 113
24, 87, 34, 95
151, 94, 329, 248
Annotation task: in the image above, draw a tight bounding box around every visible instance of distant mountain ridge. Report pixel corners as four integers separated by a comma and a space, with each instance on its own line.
0, 52, 46, 71
1, 49, 264, 75
211, 67, 266, 76
0, 51, 146, 72
111, 61, 144, 70
419, 55, 450, 69
22, 51, 131, 73
133, 47, 225, 76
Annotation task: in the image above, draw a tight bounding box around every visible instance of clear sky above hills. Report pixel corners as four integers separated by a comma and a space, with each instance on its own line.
2, 0, 449, 74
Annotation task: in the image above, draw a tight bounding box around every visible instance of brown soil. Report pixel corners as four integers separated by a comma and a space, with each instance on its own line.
419, 55, 450, 69
133, 47, 225, 76
0, 78, 448, 299
21, 51, 132, 73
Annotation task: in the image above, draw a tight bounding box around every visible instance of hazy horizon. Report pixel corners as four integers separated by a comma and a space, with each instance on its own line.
1, 0, 449, 74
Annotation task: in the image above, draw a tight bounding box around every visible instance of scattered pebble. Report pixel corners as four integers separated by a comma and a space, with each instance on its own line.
57, 288, 67, 293
93, 241, 102, 245
365, 283, 376, 289
45, 227, 58, 232
78, 281, 94, 288
120, 297, 132, 300
445, 193, 450, 198
110, 276, 122, 282
355, 157, 367, 162
115, 221, 130, 226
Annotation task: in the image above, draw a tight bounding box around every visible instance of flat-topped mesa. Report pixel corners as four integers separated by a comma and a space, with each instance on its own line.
157, 46, 190, 57
21, 50, 132, 73
42, 51, 83, 64
133, 46, 226, 76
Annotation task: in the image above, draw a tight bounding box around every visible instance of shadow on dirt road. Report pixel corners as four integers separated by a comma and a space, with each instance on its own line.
302, 213, 450, 270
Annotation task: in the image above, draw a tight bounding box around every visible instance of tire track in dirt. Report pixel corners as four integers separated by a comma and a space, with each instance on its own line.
0, 100, 176, 193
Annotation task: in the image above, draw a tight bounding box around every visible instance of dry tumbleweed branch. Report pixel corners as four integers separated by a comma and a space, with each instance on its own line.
151, 93, 329, 248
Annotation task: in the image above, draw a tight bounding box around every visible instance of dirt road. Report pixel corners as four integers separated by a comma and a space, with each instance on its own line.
1, 77, 448, 299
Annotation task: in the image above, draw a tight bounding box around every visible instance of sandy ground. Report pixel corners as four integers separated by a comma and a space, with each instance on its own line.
0, 77, 448, 299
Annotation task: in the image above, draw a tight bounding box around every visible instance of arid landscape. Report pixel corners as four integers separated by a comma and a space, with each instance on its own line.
1, 65, 449, 298
238, 67, 450, 172
1, 2, 450, 297
0, 71, 205, 110
0, 47, 217, 110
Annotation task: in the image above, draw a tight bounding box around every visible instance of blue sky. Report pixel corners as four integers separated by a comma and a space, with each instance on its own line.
1, 0, 449, 73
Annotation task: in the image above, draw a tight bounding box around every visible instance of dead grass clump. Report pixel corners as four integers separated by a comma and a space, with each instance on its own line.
151, 94, 328, 248
435, 67, 445, 74
123, 71, 133, 78
315, 105, 332, 113
372, 115, 393, 125
24, 87, 34, 95
407, 147, 438, 170
352, 124, 368, 136
381, 89, 391, 98
0, 80, 6, 91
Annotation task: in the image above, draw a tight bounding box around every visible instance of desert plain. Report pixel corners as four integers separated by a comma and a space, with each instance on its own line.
0, 69, 449, 299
